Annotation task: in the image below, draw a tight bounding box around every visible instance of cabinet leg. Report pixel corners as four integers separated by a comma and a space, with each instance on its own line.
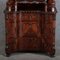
6, 53, 11, 57
47, 48, 55, 57
5, 48, 11, 57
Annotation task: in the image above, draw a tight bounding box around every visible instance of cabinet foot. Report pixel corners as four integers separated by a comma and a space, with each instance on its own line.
47, 49, 55, 57
6, 53, 11, 57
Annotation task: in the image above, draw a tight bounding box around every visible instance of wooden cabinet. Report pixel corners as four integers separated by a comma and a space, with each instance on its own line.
4, 0, 57, 57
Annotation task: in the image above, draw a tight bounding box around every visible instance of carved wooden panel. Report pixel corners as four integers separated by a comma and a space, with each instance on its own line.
17, 11, 42, 51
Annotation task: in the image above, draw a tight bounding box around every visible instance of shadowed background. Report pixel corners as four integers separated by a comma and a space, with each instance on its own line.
0, 0, 60, 60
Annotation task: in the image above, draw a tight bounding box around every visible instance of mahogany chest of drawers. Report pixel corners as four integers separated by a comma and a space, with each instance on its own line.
4, 0, 57, 57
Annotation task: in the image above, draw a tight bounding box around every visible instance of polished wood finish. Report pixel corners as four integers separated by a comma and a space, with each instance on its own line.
4, 0, 57, 57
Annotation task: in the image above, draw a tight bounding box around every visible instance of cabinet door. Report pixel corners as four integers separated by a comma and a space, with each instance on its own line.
5, 13, 17, 52
17, 11, 42, 51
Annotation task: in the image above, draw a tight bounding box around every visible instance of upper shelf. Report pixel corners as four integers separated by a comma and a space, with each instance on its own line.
16, 1, 46, 4
16, 0, 45, 2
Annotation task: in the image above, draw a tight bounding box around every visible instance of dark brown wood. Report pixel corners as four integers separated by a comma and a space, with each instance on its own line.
4, 0, 57, 57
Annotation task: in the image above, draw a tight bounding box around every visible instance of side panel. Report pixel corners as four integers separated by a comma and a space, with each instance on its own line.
43, 13, 56, 55
5, 12, 17, 53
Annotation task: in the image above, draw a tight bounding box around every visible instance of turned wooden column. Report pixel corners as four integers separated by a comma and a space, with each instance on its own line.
6, 0, 15, 11
47, 0, 55, 12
